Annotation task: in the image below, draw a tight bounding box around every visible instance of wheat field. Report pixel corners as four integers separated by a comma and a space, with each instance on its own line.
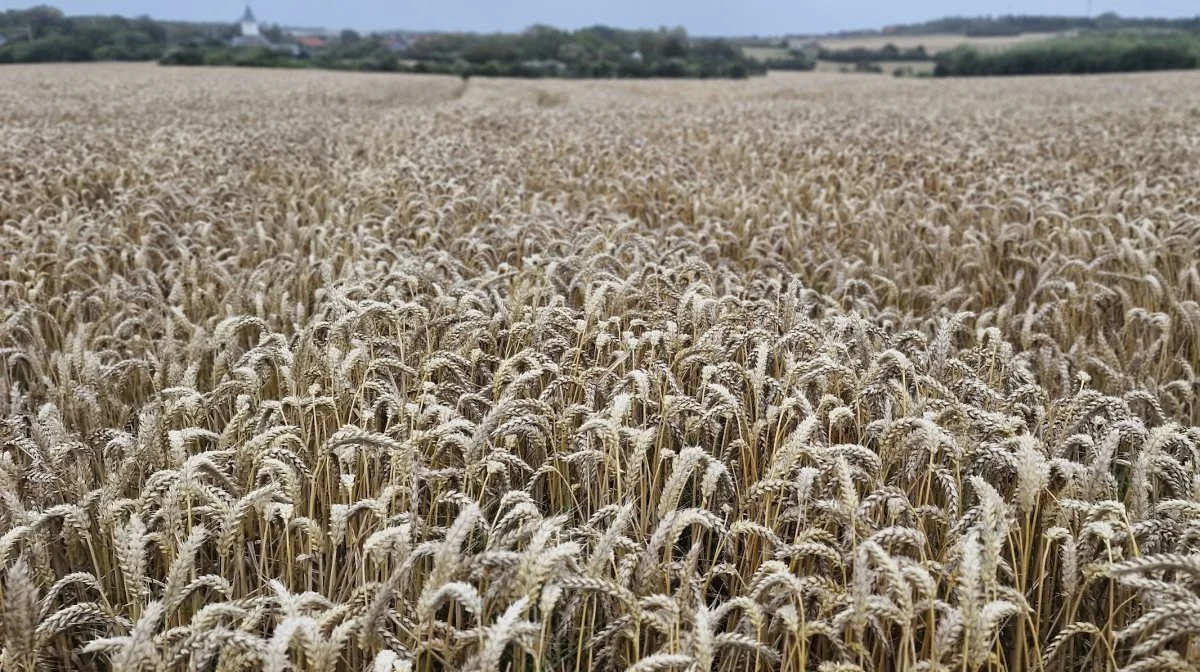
2, 63, 1200, 672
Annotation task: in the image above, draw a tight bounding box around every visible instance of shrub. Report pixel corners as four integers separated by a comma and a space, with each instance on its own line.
652, 57, 689, 78
159, 47, 205, 66
820, 44, 929, 63
202, 49, 235, 66
935, 35, 1200, 77
762, 50, 817, 71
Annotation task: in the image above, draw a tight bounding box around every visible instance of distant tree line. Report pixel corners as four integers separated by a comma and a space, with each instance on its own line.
2, 7, 763, 79
934, 33, 1200, 76
917, 13, 1200, 36
815, 13, 1200, 39
759, 50, 816, 71
399, 25, 765, 79
161, 30, 421, 73
817, 44, 929, 62
165, 24, 766, 79
0, 5, 232, 63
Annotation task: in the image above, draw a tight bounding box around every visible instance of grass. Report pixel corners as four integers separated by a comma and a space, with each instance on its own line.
1, 63, 1200, 672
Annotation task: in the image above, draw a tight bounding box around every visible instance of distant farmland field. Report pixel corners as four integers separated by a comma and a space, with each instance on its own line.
798, 31, 1063, 53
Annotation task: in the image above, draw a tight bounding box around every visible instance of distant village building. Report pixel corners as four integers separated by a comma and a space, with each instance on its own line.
241, 5, 259, 38
228, 5, 303, 54
286, 26, 336, 39
630, 50, 643, 62
297, 35, 326, 49
384, 36, 410, 52
231, 4, 270, 47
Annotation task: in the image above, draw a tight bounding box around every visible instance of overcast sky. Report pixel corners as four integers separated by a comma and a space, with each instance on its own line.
4, 0, 1196, 35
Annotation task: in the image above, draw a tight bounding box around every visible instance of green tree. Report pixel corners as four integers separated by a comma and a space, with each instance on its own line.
661, 28, 688, 59
26, 5, 65, 39
261, 23, 284, 43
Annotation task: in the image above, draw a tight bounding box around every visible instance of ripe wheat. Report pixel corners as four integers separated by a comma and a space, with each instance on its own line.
1, 64, 1200, 671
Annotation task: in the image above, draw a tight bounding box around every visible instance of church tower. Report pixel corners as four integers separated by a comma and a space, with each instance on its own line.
240, 4, 260, 38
